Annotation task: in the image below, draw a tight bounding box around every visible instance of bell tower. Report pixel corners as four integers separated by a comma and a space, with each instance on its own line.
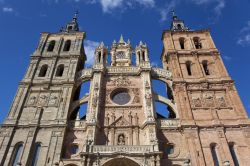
0, 13, 86, 166
161, 13, 249, 166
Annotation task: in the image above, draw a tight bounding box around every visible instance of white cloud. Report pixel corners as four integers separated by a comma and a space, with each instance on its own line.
191, 0, 225, 16
2, 7, 13, 12
223, 55, 232, 61
99, 0, 155, 13
238, 21, 250, 46
100, 0, 123, 13
159, 0, 177, 22
84, 40, 100, 66
237, 34, 250, 46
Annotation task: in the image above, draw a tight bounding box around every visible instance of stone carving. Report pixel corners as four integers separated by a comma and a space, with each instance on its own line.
132, 88, 140, 104
151, 68, 172, 78
149, 129, 157, 142
110, 76, 131, 87
216, 95, 226, 107
117, 134, 125, 145
134, 113, 139, 126
49, 95, 58, 106
107, 66, 140, 74
145, 92, 152, 107
28, 96, 37, 105
105, 113, 110, 126
92, 145, 153, 153
38, 94, 47, 106
191, 95, 202, 107
203, 93, 214, 107
128, 111, 133, 124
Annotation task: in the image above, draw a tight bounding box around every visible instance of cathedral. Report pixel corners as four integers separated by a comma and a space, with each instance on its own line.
0, 12, 250, 166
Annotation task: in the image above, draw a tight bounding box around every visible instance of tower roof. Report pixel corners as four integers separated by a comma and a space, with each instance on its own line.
60, 11, 80, 32
170, 11, 189, 32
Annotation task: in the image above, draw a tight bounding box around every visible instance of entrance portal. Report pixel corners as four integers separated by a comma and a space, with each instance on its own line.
102, 158, 140, 166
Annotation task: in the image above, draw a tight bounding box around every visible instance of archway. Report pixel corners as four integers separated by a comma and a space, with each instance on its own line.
102, 158, 140, 166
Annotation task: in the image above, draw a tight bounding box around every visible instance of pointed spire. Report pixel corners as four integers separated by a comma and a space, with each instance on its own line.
119, 34, 125, 44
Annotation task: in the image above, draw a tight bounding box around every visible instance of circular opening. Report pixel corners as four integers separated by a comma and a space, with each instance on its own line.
112, 89, 131, 105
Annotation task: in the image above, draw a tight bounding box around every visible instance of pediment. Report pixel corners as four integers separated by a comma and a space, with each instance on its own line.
109, 116, 132, 127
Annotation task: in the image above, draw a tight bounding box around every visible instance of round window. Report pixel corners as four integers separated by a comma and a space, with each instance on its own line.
112, 90, 131, 105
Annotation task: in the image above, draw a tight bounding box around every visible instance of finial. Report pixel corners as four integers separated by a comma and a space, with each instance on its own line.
100, 41, 104, 47
119, 34, 125, 44
113, 40, 116, 44
127, 39, 130, 44
73, 10, 79, 21
139, 41, 143, 46
172, 10, 177, 20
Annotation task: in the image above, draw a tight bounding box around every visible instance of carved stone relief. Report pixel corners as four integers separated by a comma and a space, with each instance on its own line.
109, 76, 132, 87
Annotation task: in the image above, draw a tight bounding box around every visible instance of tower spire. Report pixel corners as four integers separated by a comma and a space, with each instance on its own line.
119, 34, 125, 44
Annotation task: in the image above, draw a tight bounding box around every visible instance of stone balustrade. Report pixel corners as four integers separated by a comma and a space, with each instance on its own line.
158, 119, 180, 128
91, 145, 154, 154
151, 67, 172, 79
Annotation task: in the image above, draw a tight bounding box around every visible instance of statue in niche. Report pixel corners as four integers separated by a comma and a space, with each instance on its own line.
118, 134, 125, 145
111, 112, 116, 122
134, 113, 139, 126
145, 91, 152, 106
128, 111, 132, 124
105, 113, 109, 126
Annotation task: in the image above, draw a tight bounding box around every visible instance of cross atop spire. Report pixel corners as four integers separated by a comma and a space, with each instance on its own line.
172, 10, 177, 20
170, 11, 189, 32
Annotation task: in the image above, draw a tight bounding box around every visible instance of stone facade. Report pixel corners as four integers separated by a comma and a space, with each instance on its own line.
0, 13, 249, 166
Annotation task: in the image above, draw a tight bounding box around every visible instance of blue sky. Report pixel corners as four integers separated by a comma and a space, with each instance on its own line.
0, 0, 250, 122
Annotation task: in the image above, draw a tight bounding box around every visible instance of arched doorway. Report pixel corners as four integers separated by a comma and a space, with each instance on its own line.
103, 158, 140, 166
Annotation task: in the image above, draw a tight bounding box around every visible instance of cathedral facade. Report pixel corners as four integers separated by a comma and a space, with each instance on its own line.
0, 13, 250, 166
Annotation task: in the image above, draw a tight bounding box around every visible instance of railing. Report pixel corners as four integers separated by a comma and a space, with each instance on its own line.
91, 145, 154, 153
151, 68, 172, 79
158, 119, 180, 128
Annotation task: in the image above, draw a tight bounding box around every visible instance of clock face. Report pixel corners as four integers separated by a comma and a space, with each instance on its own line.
116, 51, 125, 59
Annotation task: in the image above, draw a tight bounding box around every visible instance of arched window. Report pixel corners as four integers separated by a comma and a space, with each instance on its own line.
63, 40, 71, 52
177, 24, 182, 30
31, 143, 41, 166
202, 60, 210, 75
10, 143, 23, 166
142, 51, 145, 61
71, 144, 79, 154
229, 143, 239, 166
166, 144, 174, 155
179, 38, 185, 49
186, 61, 192, 76
193, 37, 202, 49
47, 40, 56, 52
211, 144, 220, 166
38, 64, 48, 77
98, 52, 101, 63
55, 64, 64, 77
